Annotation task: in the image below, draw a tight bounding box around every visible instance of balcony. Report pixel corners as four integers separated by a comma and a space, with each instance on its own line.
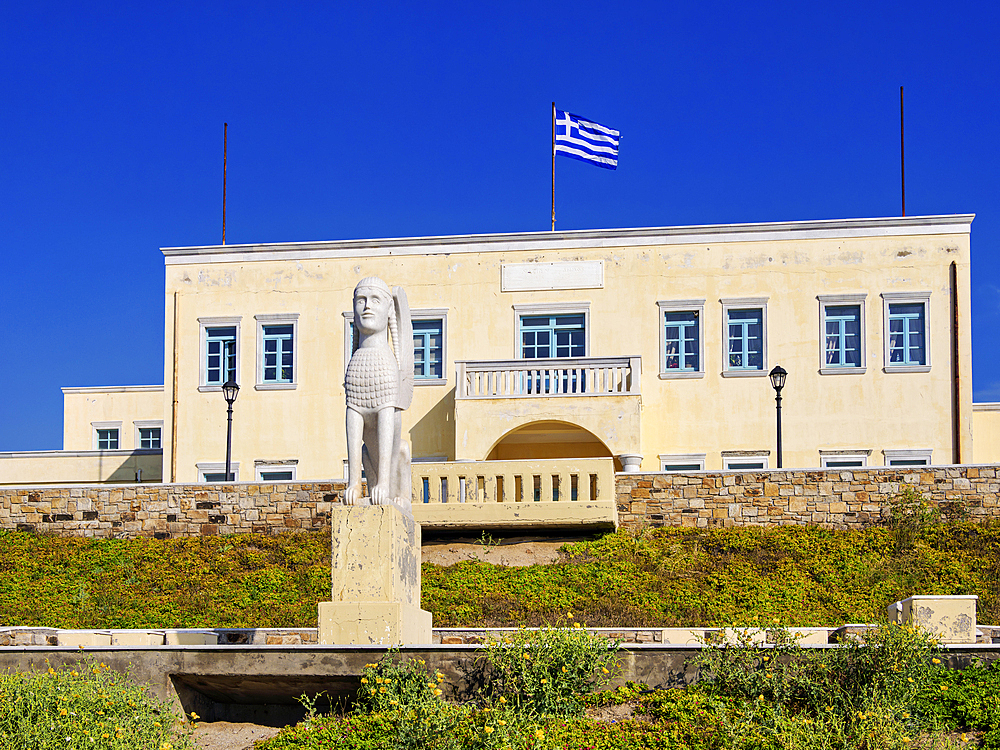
456, 356, 641, 399
410, 458, 617, 531
452, 357, 642, 462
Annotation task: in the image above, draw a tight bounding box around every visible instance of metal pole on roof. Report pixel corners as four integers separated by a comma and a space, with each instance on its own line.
223, 122, 228, 244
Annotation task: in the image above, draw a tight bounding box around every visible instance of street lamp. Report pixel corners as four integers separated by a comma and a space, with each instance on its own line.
769, 365, 787, 469
222, 376, 239, 482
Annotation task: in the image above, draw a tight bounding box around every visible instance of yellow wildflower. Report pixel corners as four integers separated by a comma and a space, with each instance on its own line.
484, 726, 494, 734
540, 679, 547, 684
602, 667, 610, 674
361, 678, 368, 684
932, 658, 941, 664
567, 612, 574, 619
434, 688, 443, 696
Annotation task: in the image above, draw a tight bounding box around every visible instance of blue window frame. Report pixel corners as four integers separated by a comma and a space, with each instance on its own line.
262, 324, 294, 383
726, 309, 763, 370
824, 305, 862, 368
139, 427, 161, 449
888, 303, 926, 366
206, 326, 237, 385
520, 314, 585, 359
663, 311, 699, 371
97, 429, 119, 450
204, 472, 235, 482
413, 319, 444, 379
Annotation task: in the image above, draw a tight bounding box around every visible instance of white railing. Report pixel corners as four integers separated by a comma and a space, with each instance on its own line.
456, 357, 641, 399
411, 458, 614, 505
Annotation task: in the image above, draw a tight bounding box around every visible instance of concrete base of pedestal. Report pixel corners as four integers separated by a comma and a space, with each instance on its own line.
318, 601, 433, 645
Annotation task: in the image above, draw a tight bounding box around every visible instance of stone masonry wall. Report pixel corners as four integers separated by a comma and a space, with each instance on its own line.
3, 466, 1000, 538
616, 465, 1000, 530
0, 482, 346, 538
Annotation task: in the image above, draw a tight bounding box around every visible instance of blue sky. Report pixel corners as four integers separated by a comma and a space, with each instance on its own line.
2, 0, 998, 451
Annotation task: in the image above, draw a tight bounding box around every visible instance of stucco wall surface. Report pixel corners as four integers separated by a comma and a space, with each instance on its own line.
616, 466, 1000, 529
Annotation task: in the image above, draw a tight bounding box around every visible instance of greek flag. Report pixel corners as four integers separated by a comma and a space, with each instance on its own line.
555, 109, 619, 170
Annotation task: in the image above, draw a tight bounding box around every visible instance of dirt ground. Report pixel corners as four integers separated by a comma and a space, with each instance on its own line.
421, 535, 578, 566
192, 721, 283, 750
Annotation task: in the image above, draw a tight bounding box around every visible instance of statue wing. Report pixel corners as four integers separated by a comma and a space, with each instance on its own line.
393, 286, 414, 409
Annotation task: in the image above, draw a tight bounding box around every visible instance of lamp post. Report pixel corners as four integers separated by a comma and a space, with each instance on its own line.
769, 365, 787, 469
222, 376, 239, 482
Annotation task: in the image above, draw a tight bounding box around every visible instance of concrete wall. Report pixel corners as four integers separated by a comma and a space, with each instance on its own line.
973, 405, 1000, 463
62, 386, 164, 451
159, 215, 975, 483
0, 450, 162, 486
616, 466, 1000, 529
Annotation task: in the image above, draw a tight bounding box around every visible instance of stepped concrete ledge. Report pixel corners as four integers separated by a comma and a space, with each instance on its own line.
2, 642, 1000, 725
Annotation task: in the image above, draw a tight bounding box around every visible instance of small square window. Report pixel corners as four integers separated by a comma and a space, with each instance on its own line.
882, 293, 931, 373
97, 429, 119, 450
139, 427, 161, 449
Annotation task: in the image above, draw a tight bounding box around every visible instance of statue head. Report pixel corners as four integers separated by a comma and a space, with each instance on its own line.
353, 276, 393, 336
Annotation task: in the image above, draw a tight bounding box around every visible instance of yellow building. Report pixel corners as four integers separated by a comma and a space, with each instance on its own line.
3, 213, 990, 485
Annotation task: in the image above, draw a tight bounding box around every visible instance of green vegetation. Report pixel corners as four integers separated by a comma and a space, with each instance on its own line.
1, 496, 998, 628
0, 531, 331, 628
0, 659, 195, 749
257, 622, 1000, 750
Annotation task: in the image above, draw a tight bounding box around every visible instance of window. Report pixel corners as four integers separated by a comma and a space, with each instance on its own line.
92, 421, 121, 450
412, 309, 448, 384
134, 420, 163, 450
820, 451, 869, 468
256, 314, 299, 389
657, 300, 705, 379
139, 427, 161, 449
721, 298, 768, 376
513, 303, 590, 359
97, 429, 119, 450
197, 462, 239, 482
882, 293, 931, 372
255, 460, 297, 481
199, 317, 241, 390
818, 294, 866, 374
520, 314, 586, 359
883, 449, 932, 467
344, 308, 448, 385
413, 319, 444, 379
659, 454, 706, 471
722, 453, 769, 470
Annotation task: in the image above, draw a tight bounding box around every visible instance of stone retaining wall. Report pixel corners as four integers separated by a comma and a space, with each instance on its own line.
616, 466, 1000, 529
3, 465, 1000, 538
0, 482, 345, 538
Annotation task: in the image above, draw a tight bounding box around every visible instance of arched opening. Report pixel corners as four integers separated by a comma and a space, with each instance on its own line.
486, 421, 614, 461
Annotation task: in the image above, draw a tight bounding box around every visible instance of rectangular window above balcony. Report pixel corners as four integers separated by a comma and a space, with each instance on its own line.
657, 300, 705, 379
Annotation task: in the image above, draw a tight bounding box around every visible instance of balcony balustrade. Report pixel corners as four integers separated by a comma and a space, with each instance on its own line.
455, 356, 641, 399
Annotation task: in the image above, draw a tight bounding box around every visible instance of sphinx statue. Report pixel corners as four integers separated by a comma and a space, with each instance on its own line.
343, 277, 414, 515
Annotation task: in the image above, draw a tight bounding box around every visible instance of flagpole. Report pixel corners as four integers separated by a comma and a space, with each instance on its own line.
223, 122, 228, 245
899, 87, 905, 217
551, 103, 556, 231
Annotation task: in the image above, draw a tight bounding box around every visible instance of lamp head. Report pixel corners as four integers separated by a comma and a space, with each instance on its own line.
769, 365, 787, 393
222, 379, 240, 405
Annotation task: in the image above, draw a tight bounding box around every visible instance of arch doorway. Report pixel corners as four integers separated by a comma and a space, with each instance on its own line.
486, 421, 614, 462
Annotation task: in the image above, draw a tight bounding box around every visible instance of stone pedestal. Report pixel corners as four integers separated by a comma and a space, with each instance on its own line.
887, 595, 978, 644
318, 505, 433, 645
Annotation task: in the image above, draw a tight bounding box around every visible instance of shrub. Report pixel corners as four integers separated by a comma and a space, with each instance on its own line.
0, 659, 194, 749
478, 616, 619, 717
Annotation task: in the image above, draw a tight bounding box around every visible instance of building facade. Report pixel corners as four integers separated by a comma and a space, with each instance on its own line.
3, 213, 990, 486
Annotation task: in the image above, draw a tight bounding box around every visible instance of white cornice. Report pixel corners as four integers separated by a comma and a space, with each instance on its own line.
0, 449, 162, 459
161, 214, 975, 266
61, 385, 164, 395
